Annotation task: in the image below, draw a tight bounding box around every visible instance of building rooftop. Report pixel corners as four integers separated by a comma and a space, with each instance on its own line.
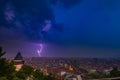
14, 52, 23, 60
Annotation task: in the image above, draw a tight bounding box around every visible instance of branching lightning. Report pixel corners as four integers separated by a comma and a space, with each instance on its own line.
37, 44, 43, 57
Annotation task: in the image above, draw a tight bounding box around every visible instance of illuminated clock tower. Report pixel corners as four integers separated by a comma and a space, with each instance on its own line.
13, 52, 24, 71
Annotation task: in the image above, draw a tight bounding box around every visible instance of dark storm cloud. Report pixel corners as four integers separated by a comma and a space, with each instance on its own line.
60, 0, 81, 8
0, 0, 56, 42
50, 0, 81, 8
0, 0, 81, 43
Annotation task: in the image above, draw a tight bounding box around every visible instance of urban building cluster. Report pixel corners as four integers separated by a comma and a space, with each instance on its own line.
24, 57, 120, 80
9, 52, 120, 80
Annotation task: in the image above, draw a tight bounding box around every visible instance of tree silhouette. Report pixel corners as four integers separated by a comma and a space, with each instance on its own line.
0, 58, 16, 79
110, 67, 120, 77
43, 74, 55, 80
16, 65, 34, 80
0, 46, 6, 58
0, 46, 16, 80
33, 69, 44, 80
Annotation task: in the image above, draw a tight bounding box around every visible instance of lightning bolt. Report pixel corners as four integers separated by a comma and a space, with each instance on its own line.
37, 44, 43, 57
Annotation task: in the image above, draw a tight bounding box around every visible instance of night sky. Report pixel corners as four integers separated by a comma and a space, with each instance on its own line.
0, 0, 120, 58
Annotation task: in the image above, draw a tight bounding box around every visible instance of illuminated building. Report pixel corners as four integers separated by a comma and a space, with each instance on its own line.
13, 52, 24, 71
69, 65, 74, 71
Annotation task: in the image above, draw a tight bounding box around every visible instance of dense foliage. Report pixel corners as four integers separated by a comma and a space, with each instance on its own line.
110, 67, 120, 77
